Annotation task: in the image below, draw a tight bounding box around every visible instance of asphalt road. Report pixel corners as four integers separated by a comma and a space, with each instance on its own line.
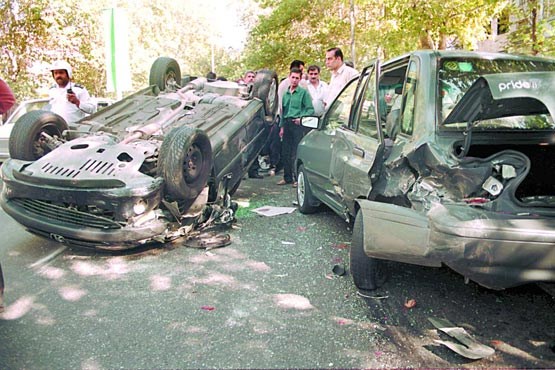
0, 174, 554, 369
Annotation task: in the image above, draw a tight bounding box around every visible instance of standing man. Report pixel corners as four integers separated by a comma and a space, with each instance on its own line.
323, 47, 359, 108
48, 60, 96, 124
305, 65, 328, 116
278, 60, 306, 116
277, 67, 315, 187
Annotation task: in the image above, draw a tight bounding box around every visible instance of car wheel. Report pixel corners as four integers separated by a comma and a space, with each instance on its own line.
149, 57, 181, 91
158, 125, 213, 201
350, 211, 387, 291
252, 69, 278, 119
297, 165, 320, 214
9, 110, 68, 161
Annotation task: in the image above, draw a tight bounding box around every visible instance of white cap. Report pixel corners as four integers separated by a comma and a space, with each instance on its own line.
49, 60, 72, 79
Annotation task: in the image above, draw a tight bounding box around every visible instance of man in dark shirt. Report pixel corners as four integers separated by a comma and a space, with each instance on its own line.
277, 67, 315, 186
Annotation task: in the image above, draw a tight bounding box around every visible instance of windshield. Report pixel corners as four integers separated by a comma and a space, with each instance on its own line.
439, 57, 555, 130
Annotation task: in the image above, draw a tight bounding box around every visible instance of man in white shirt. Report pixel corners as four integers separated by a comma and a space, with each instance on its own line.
305, 65, 328, 116
48, 60, 96, 124
323, 47, 359, 108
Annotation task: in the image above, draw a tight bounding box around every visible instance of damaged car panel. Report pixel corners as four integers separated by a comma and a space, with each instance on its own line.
296, 50, 555, 290
1, 57, 278, 250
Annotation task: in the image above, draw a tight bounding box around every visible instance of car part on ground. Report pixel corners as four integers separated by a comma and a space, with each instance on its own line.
1, 57, 278, 250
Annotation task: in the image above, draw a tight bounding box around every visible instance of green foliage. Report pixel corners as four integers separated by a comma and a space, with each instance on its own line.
0, 0, 51, 99
505, 0, 555, 57
241, 0, 509, 79
1, 0, 552, 104
44, 1, 106, 97
0, 0, 256, 100
243, 0, 359, 80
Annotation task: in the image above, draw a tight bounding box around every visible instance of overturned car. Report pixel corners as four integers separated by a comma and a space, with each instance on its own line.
296, 50, 555, 290
1, 57, 278, 250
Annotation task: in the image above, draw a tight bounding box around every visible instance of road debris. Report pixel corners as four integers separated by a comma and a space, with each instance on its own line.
332, 264, 346, 276
356, 291, 389, 299
183, 232, 231, 250
252, 206, 296, 217
331, 243, 349, 250
404, 299, 417, 309
429, 317, 495, 359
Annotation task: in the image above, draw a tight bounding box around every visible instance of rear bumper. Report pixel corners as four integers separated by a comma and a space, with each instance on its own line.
358, 200, 555, 289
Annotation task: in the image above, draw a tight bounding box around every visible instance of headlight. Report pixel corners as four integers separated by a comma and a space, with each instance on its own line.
133, 200, 147, 215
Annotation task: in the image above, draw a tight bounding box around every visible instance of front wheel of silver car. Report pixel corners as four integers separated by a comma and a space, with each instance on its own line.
149, 57, 181, 92
297, 165, 320, 214
158, 126, 213, 201
350, 211, 387, 291
9, 110, 68, 161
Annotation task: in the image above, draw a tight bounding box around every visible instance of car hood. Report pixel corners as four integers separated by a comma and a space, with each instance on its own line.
444, 71, 555, 125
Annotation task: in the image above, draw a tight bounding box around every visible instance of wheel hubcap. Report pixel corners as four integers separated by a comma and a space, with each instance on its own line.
298, 172, 305, 206
184, 144, 203, 183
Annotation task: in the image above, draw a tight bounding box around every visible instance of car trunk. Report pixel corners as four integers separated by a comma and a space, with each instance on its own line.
442, 71, 555, 210
467, 143, 555, 203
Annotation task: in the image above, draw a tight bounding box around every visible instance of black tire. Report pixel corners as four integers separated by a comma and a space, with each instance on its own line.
149, 57, 181, 91
9, 110, 68, 161
297, 165, 320, 214
350, 211, 387, 290
252, 69, 278, 119
158, 125, 213, 200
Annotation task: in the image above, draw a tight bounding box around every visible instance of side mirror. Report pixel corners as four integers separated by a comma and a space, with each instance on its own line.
301, 116, 319, 129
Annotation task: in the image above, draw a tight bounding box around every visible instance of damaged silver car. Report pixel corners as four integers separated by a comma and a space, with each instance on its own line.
1, 57, 278, 250
296, 50, 555, 290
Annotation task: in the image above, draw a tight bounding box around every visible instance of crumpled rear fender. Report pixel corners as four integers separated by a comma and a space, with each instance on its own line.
357, 199, 555, 289
356, 199, 438, 267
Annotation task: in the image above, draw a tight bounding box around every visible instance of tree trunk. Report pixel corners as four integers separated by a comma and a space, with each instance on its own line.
350, 0, 356, 66
531, 6, 538, 55
419, 30, 435, 49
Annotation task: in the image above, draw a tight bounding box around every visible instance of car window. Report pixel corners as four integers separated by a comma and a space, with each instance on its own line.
400, 61, 418, 135
323, 80, 358, 131
438, 57, 555, 129
354, 66, 379, 139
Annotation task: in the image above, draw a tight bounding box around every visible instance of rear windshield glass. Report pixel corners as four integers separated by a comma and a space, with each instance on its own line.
439, 57, 555, 130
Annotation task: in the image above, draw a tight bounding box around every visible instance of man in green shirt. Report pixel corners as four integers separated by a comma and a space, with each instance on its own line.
277, 67, 315, 186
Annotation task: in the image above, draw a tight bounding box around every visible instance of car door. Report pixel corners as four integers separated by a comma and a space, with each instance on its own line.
301, 76, 362, 204
329, 61, 384, 216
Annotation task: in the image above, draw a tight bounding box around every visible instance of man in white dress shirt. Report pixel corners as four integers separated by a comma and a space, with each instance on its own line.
305, 65, 328, 116
48, 60, 96, 124
323, 47, 359, 108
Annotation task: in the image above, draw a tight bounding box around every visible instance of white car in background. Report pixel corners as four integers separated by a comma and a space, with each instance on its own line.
0, 98, 113, 161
